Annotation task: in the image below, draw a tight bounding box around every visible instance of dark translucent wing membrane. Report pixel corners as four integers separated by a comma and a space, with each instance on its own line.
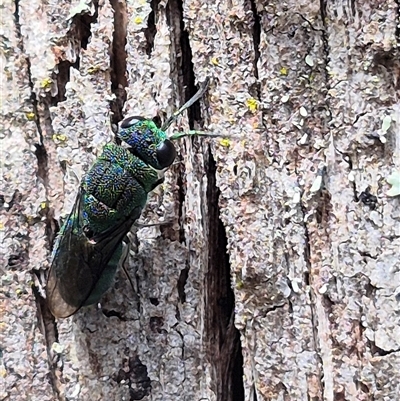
46, 190, 86, 317
46, 188, 142, 318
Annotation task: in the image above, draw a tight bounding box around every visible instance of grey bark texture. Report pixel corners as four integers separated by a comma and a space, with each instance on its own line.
1, 0, 400, 400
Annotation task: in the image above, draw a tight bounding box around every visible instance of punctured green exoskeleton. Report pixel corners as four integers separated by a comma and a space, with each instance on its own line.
46, 81, 210, 318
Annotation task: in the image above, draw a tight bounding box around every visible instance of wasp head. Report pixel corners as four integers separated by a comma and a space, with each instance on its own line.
118, 117, 177, 170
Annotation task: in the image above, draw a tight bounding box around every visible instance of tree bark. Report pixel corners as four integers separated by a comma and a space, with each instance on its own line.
1, 0, 399, 400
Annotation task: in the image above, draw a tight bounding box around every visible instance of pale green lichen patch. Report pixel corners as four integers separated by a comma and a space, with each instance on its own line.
305, 54, 314, 67
386, 171, 400, 197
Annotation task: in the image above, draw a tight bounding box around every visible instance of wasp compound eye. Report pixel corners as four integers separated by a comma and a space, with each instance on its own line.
156, 139, 176, 168
120, 116, 146, 129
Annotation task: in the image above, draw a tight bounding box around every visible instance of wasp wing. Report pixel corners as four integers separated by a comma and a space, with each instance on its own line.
46, 188, 141, 318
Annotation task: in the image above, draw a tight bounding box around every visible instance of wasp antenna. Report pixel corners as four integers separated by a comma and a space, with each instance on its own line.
162, 78, 210, 131
169, 130, 231, 140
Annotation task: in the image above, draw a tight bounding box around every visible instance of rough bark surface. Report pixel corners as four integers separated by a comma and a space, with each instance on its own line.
1, 0, 399, 400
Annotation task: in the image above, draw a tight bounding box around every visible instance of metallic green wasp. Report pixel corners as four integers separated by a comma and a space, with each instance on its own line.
46, 82, 210, 318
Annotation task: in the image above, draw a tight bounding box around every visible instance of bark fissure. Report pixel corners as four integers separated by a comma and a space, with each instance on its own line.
71, 5, 98, 50
13, 6, 62, 399
176, 165, 187, 243
395, 0, 400, 42
248, 0, 263, 134
102, 308, 127, 320
206, 151, 244, 401
110, 0, 128, 123
166, 0, 201, 125
164, 0, 205, 245
51, 60, 79, 106
249, 0, 260, 81
31, 279, 63, 401
367, 339, 400, 356
54, 6, 98, 106
144, 0, 159, 57
299, 199, 325, 398
177, 264, 189, 303
14, 4, 93, 398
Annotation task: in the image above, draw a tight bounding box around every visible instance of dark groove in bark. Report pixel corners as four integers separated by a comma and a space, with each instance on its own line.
166, 0, 184, 101
367, 338, 400, 356
72, 5, 98, 50
144, 0, 159, 56
176, 163, 187, 243
253, 386, 258, 401
102, 308, 127, 320
319, 0, 332, 99
53, 4, 98, 106
166, 0, 202, 125
249, 0, 261, 81
396, 0, 400, 43
206, 150, 244, 401
177, 264, 189, 303
31, 280, 63, 401
180, 23, 200, 126
110, 0, 128, 123
165, 0, 204, 245
299, 196, 325, 399
51, 60, 79, 106
13, 3, 69, 399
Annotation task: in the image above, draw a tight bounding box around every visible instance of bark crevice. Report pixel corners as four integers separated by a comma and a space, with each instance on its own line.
110, 0, 128, 123
144, 0, 159, 57
249, 0, 260, 81
299, 197, 325, 397
13, 7, 61, 396
206, 150, 244, 401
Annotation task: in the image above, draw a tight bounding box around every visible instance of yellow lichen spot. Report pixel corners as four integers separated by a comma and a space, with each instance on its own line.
219, 138, 231, 147
211, 57, 219, 66
87, 65, 100, 74
0, 222, 4, 230
40, 77, 53, 89
236, 280, 244, 289
15, 288, 23, 296
240, 140, 246, 147
52, 133, 68, 142
26, 112, 35, 121
40, 201, 47, 209
0, 367, 6, 378
245, 97, 258, 113
280, 67, 288, 76
134, 16, 143, 24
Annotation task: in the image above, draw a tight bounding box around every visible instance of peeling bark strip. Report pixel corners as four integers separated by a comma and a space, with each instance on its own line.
1, 0, 400, 401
